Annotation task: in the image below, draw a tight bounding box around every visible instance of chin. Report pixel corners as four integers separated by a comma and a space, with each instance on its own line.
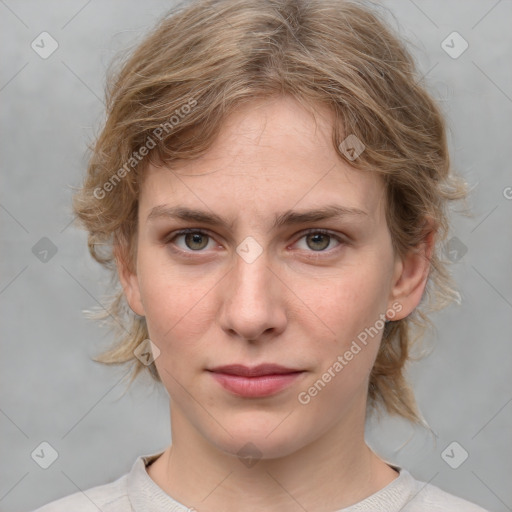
206, 416, 309, 462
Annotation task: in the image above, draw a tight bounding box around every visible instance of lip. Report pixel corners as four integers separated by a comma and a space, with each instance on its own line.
207, 364, 305, 398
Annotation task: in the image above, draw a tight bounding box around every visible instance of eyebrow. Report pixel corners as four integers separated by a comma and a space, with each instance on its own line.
147, 204, 368, 229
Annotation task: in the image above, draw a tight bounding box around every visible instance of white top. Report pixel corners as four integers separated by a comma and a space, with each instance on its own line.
33, 452, 490, 512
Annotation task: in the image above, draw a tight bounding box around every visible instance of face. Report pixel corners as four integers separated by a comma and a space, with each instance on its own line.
119, 95, 428, 461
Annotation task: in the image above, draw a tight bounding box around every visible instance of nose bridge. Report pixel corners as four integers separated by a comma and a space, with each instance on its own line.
218, 243, 286, 341
232, 247, 271, 300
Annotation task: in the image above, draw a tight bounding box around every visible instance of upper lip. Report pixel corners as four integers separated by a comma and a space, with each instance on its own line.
208, 364, 303, 377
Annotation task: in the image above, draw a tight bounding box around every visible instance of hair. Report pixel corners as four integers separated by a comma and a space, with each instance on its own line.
73, 0, 467, 425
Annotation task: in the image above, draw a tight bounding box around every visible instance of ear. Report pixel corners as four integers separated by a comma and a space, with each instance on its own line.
114, 241, 145, 317
387, 221, 436, 320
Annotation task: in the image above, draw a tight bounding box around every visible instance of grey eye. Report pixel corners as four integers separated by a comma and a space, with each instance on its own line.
305, 233, 331, 251
183, 232, 210, 250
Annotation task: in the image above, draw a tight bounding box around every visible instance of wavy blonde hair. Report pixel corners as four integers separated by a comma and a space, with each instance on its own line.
73, 0, 467, 425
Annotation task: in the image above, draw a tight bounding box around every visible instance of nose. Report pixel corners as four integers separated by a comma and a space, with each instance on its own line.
218, 248, 288, 343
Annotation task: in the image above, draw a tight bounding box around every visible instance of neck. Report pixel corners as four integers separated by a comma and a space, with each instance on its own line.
147, 399, 398, 512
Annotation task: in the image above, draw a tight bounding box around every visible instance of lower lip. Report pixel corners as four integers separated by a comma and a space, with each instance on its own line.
209, 372, 303, 397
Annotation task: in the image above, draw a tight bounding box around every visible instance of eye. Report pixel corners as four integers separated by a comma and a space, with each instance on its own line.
294, 229, 344, 253
167, 229, 216, 252
164, 228, 346, 256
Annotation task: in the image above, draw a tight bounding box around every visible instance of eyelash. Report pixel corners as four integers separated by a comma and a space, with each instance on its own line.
164, 228, 347, 258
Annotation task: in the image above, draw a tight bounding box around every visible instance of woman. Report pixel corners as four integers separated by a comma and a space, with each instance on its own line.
34, 0, 489, 510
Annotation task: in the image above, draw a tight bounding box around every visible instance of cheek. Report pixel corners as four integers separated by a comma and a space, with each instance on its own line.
310, 263, 390, 340
297, 255, 393, 394
295, 272, 387, 416
136, 254, 218, 366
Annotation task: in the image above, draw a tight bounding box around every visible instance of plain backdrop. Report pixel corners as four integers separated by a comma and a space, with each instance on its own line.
1, 1, 511, 511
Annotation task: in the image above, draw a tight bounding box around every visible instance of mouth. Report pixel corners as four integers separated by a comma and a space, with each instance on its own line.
207, 364, 305, 398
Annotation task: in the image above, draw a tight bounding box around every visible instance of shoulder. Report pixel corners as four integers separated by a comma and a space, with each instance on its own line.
31, 473, 130, 512
403, 472, 489, 512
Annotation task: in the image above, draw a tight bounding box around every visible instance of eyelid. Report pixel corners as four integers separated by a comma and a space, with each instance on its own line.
162, 227, 215, 244
297, 227, 347, 241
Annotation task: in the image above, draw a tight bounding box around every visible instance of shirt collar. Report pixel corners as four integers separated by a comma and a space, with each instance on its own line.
127, 451, 193, 512
126, 451, 415, 512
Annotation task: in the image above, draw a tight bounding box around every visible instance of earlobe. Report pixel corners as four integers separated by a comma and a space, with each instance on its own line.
388, 226, 435, 320
114, 243, 145, 317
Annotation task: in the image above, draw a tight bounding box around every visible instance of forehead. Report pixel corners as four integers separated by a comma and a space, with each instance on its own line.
139, 95, 385, 224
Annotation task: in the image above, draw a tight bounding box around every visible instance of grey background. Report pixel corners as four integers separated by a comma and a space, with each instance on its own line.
0, 1, 511, 511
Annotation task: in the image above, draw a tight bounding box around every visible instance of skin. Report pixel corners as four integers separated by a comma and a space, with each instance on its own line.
117, 94, 433, 512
